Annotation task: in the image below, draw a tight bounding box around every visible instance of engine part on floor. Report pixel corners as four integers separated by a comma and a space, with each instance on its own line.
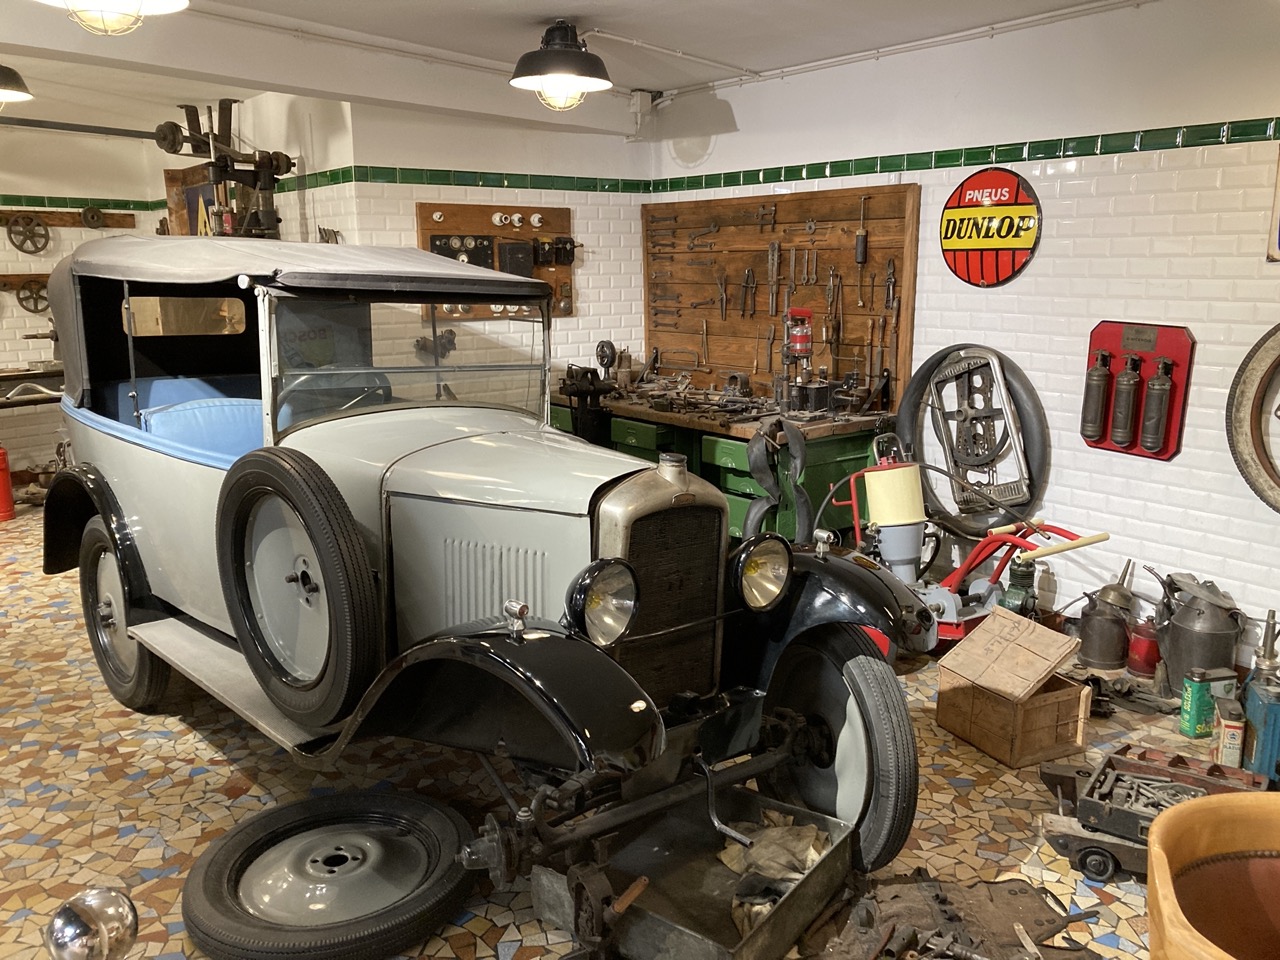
1146, 566, 1243, 688
1077, 560, 1134, 670
1227, 320, 1280, 514
1078, 349, 1111, 441
897, 344, 1049, 538
1039, 745, 1270, 883
42, 887, 138, 960
827, 870, 1101, 960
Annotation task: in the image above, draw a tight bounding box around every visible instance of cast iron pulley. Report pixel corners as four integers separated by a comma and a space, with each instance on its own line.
7, 214, 51, 255
80, 206, 105, 230
595, 338, 618, 371
16, 278, 48, 313
154, 120, 186, 155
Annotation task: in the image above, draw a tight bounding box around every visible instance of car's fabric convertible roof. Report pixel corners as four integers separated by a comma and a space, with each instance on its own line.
49, 235, 551, 407
55, 235, 551, 295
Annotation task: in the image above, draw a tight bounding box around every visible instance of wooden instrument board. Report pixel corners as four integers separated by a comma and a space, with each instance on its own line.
641, 184, 920, 411
416, 201, 575, 317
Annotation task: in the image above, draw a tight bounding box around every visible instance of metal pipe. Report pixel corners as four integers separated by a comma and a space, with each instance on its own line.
654, 0, 1152, 102
0, 115, 158, 141
582, 28, 761, 79
544, 745, 792, 853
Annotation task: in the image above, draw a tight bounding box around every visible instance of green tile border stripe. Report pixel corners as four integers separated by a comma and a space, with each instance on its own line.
11, 116, 1280, 213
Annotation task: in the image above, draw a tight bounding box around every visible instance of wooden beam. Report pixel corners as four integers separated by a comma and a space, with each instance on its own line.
1, 210, 136, 229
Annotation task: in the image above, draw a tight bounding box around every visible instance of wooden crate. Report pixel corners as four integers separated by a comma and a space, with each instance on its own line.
936, 607, 1091, 767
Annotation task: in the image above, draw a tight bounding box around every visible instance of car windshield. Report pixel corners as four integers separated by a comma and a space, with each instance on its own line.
271, 297, 547, 432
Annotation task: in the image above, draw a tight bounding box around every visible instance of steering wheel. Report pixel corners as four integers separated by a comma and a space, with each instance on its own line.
278, 367, 393, 412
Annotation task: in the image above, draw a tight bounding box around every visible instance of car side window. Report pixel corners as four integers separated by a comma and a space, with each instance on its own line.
125, 297, 247, 337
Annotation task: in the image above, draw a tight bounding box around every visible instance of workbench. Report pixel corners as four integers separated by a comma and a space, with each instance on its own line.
552, 394, 880, 539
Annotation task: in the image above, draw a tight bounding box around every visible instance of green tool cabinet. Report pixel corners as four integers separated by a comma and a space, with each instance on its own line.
555, 401, 876, 540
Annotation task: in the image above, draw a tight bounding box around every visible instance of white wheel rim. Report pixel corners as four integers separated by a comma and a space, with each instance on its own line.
94, 547, 137, 676
774, 646, 873, 825
239, 823, 433, 925
244, 494, 330, 684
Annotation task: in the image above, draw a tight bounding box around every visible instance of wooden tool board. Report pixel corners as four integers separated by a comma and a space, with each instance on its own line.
641, 184, 920, 410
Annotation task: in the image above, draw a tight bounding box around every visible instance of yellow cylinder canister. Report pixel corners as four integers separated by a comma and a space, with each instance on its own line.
863, 463, 925, 526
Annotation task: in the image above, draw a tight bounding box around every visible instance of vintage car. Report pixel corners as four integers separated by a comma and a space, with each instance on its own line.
43, 235, 934, 960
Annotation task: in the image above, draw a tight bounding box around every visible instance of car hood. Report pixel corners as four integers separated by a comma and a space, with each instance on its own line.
284, 407, 646, 515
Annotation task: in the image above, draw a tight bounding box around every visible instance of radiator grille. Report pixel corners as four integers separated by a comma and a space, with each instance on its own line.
612, 506, 721, 705
443, 539, 546, 624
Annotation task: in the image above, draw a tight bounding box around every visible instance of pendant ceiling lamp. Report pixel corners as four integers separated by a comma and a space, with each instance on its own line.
0, 64, 34, 104
510, 19, 612, 112
31, 0, 189, 36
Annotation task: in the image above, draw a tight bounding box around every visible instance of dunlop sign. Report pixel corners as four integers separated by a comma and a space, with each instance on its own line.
940, 167, 1042, 287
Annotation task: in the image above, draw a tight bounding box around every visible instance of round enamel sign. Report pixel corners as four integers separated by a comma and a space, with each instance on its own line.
939, 167, 1042, 287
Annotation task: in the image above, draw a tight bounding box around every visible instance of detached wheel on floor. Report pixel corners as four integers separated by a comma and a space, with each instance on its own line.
79, 516, 171, 711
216, 447, 380, 727
761, 623, 919, 872
183, 791, 476, 960
1078, 846, 1118, 883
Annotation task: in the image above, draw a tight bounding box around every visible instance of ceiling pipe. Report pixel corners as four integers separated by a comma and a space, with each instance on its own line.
581, 28, 761, 81
648, 0, 1156, 103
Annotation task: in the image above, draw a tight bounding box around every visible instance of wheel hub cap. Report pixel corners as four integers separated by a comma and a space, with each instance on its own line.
95, 550, 137, 675
238, 824, 433, 925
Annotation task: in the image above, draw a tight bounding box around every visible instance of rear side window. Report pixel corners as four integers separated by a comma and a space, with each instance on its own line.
124, 297, 247, 337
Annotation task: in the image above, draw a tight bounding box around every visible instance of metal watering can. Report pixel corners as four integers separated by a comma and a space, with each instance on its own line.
1145, 566, 1244, 687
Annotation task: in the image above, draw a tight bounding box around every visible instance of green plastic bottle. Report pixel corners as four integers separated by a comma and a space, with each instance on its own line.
1180, 667, 1213, 738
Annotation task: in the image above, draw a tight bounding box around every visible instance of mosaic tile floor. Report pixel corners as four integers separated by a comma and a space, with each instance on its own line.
0, 505, 1205, 959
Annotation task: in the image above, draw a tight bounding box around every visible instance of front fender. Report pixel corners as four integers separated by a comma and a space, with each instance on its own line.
753, 545, 936, 689
342, 617, 666, 773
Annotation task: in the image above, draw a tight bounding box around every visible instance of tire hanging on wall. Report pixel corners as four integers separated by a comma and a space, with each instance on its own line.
1226, 322, 1280, 515
896, 343, 1050, 539
182, 791, 476, 960
216, 447, 380, 727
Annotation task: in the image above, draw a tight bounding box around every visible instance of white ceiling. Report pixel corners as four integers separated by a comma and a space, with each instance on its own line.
0, 0, 1140, 130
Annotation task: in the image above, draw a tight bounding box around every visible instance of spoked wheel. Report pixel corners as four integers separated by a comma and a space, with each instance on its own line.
79, 516, 171, 711
1227, 323, 1280, 514
761, 624, 918, 872
182, 791, 476, 960
897, 344, 1049, 538
217, 448, 380, 727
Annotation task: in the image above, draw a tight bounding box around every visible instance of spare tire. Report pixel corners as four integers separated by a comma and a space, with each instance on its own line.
183, 791, 475, 960
896, 343, 1049, 538
216, 447, 380, 727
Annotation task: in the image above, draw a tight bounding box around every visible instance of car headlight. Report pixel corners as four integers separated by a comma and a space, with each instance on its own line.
732, 533, 792, 612
564, 558, 638, 647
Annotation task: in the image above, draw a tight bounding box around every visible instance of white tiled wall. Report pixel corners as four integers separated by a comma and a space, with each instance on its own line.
627, 142, 1280, 644
280, 182, 649, 376
0, 209, 163, 468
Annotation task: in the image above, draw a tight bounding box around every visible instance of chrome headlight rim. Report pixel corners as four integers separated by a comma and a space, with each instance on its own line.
563, 558, 639, 648
731, 533, 793, 613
